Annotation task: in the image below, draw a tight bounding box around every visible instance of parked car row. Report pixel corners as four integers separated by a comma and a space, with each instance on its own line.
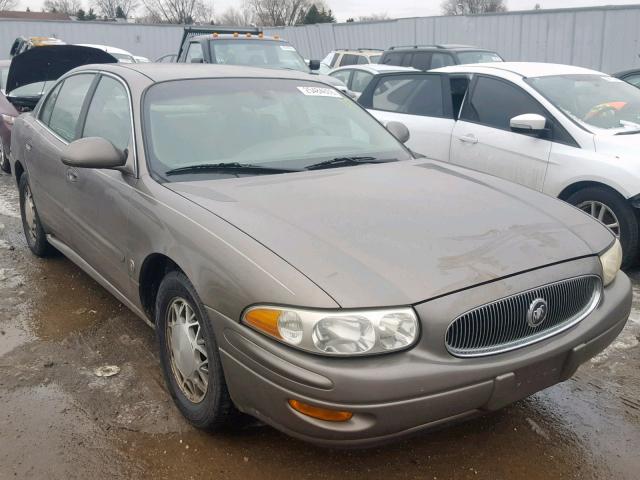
0, 28, 634, 448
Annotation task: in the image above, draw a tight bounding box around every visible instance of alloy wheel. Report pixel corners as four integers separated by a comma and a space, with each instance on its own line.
166, 297, 209, 403
577, 200, 620, 237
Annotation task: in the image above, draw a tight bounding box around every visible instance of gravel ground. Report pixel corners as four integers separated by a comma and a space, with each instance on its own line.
1, 172, 639, 480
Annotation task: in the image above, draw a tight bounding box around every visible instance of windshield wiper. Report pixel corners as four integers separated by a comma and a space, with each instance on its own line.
165, 162, 299, 176
305, 156, 396, 171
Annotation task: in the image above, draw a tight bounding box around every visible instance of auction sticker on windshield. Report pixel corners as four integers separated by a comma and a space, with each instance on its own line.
297, 86, 342, 97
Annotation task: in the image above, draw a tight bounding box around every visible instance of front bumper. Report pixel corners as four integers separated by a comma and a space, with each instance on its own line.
209, 258, 631, 447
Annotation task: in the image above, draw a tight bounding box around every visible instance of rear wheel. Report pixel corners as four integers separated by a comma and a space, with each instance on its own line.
156, 270, 234, 430
567, 186, 638, 268
19, 173, 53, 257
0, 142, 9, 173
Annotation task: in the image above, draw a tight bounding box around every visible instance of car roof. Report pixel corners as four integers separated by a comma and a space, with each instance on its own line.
77, 44, 134, 56
334, 49, 383, 55
387, 44, 490, 52
74, 63, 326, 83
433, 61, 605, 78
190, 34, 285, 42
330, 64, 417, 75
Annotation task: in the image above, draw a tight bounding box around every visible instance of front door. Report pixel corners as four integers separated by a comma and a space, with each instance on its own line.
449, 75, 552, 191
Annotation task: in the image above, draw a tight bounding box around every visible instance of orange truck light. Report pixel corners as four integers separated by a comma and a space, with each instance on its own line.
288, 400, 353, 422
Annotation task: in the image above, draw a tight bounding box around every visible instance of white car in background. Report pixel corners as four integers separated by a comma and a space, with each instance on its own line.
359, 62, 640, 266
77, 44, 137, 63
329, 64, 416, 100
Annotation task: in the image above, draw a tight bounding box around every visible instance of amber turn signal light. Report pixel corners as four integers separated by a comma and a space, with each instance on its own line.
243, 308, 282, 339
288, 399, 353, 422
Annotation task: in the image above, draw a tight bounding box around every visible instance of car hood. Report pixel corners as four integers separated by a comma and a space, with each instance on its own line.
5, 45, 117, 94
167, 160, 613, 307
594, 131, 640, 156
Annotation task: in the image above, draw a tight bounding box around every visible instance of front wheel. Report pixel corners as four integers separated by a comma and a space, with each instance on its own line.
567, 186, 638, 268
156, 270, 234, 431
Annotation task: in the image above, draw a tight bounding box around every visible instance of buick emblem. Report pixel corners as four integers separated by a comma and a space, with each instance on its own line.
527, 298, 548, 327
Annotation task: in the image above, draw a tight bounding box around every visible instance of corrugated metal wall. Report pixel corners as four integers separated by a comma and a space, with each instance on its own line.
1, 4, 640, 72
265, 4, 640, 73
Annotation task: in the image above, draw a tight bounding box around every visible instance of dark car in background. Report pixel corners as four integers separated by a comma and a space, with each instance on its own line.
0, 45, 116, 173
613, 68, 640, 88
379, 44, 503, 70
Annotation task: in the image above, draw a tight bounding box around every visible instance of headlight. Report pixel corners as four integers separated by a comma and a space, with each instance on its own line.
242, 306, 419, 356
1, 114, 15, 125
599, 238, 622, 287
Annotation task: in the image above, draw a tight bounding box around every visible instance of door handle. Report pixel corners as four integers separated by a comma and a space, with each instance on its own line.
25, 143, 32, 151
459, 134, 478, 145
66, 168, 78, 183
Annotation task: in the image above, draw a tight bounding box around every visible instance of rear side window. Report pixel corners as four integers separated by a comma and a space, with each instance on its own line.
339, 54, 359, 66
372, 74, 444, 117
39, 82, 63, 126
460, 76, 545, 130
381, 52, 404, 66
46, 74, 94, 142
351, 70, 374, 93
82, 76, 131, 151
330, 70, 352, 87
185, 42, 203, 63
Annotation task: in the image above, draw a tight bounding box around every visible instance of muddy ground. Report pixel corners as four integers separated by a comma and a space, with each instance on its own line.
0, 172, 639, 480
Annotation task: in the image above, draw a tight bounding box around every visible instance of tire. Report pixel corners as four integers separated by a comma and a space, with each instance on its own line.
566, 186, 638, 268
156, 270, 234, 431
0, 144, 10, 174
18, 172, 53, 257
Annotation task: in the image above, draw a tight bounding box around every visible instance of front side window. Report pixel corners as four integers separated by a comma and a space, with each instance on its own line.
372, 74, 444, 117
461, 76, 545, 130
209, 40, 308, 72
527, 74, 640, 132
47, 74, 94, 142
143, 78, 411, 180
381, 52, 404, 66
186, 42, 203, 63
351, 70, 374, 93
83, 76, 131, 151
430, 53, 455, 69
412, 52, 431, 70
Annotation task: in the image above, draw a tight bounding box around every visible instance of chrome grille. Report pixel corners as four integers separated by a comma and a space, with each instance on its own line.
445, 275, 602, 357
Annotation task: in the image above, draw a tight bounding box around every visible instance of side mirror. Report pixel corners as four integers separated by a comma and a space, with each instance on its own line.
510, 113, 547, 134
386, 121, 410, 144
61, 137, 127, 169
309, 59, 320, 71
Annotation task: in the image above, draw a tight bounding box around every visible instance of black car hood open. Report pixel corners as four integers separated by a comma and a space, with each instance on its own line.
5, 45, 117, 94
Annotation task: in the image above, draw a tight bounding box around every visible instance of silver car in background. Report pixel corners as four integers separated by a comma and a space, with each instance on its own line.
9, 63, 631, 447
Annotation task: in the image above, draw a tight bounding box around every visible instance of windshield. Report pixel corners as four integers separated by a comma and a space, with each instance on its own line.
457, 51, 503, 64
526, 74, 640, 131
143, 78, 411, 180
208, 39, 309, 72
8, 81, 49, 97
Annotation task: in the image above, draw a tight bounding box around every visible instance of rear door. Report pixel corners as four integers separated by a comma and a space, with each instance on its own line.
359, 72, 455, 160
449, 75, 552, 190
26, 73, 95, 243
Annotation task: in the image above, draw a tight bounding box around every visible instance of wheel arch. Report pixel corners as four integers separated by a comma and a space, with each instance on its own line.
557, 180, 629, 203
138, 253, 186, 322
13, 160, 25, 186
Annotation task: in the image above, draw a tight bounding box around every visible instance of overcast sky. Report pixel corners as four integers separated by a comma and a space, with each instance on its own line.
16, 0, 640, 21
